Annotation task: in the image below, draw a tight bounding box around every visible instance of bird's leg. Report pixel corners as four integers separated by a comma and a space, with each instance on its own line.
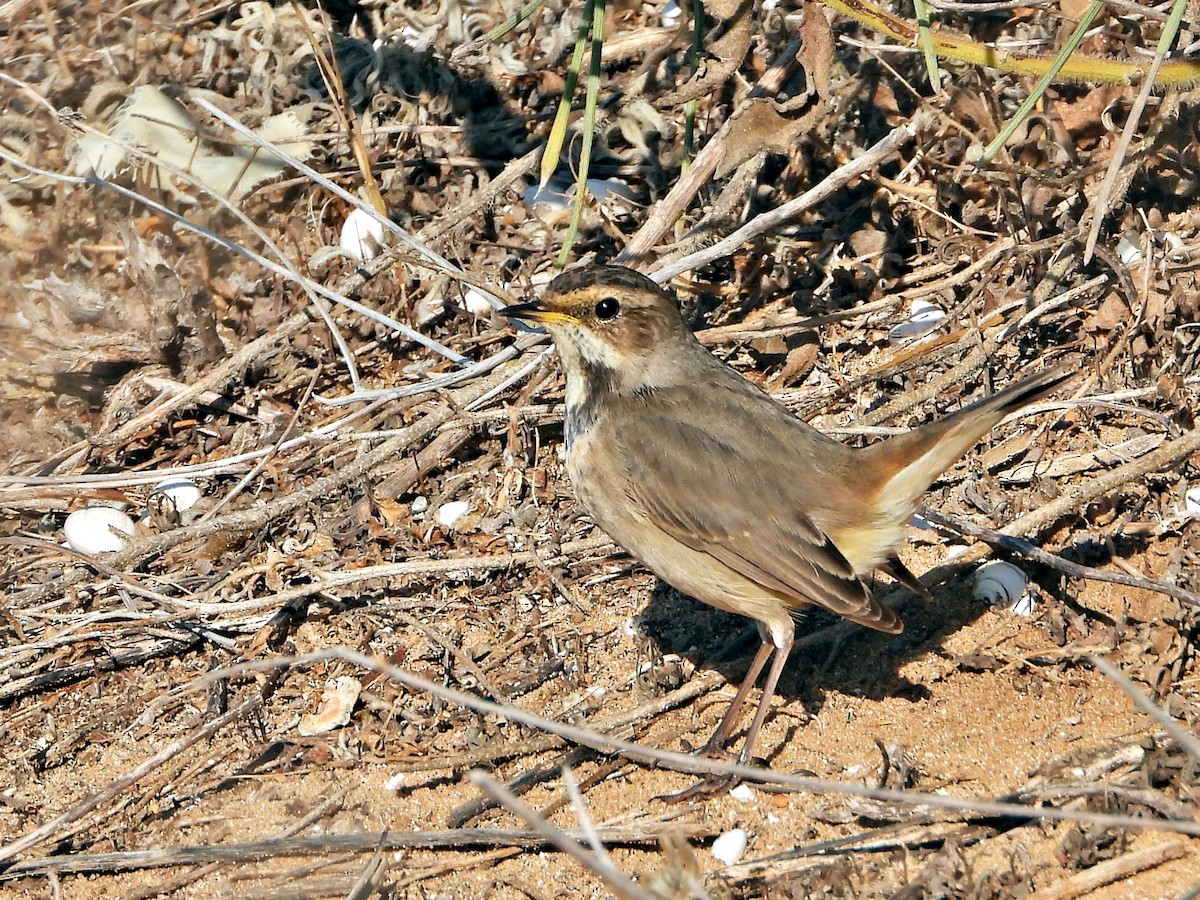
735, 629, 793, 767
662, 627, 781, 803
695, 629, 774, 757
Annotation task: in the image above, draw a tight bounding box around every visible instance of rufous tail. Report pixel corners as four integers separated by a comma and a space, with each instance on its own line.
864, 363, 1074, 539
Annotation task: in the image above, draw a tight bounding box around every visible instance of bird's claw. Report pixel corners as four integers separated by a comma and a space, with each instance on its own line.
659, 742, 749, 803
660, 773, 741, 803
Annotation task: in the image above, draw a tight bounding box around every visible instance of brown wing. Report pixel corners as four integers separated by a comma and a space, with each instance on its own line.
610, 395, 902, 634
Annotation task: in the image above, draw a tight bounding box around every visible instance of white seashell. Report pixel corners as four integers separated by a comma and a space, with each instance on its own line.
436, 500, 471, 529
64, 506, 136, 554
1117, 231, 1142, 266
522, 181, 571, 210
411, 495, 429, 514
711, 828, 748, 865
974, 560, 1028, 606
585, 178, 636, 203
339, 207, 387, 261
297, 676, 362, 736
1009, 592, 1037, 617
888, 299, 947, 345
463, 288, 497, 316
661, 0, 682, 25
150, 477, 202, 513
1162, 231, 1189, 263
728, 784, 756, 803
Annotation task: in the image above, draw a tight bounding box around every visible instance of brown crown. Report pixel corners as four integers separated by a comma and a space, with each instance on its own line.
546, 264, 661, 298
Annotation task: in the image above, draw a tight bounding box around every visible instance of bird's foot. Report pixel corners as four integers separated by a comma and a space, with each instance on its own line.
659, 741, 746, 803
660, 772, 741, 804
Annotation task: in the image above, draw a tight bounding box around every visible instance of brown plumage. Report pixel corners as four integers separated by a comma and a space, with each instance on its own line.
503, 264, 1070, 793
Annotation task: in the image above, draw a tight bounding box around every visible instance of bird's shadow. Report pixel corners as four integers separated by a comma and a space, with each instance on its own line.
636, 526, 1135, 736
637, 575, 983, 722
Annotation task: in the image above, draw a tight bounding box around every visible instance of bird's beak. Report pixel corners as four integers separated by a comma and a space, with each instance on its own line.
500, 299, 575, 325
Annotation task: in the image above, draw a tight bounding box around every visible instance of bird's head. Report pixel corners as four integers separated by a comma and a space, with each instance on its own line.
501, 264, 694, 394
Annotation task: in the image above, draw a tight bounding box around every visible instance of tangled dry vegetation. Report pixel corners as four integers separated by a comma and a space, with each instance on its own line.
2, 0, 1200, 896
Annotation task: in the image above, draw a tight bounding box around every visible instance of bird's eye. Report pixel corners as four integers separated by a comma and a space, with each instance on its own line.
594, 296, 621, 321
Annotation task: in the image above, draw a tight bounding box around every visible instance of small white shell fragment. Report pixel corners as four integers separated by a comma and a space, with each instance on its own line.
297, 676, 362, 736
463, 287, 496, 316
1162, 231, 1189, 263
1117, 231, 1142, 266
661, 0, 682, 26
339, 207, 387, 262
64, 507, 136, 554
383, 771, 407, 791
150, 477, 202, 513
411, 495, 429, 514
1185, 487, 1200, 514
585, 178, 636, 203
522, 181, 571, 210
729, 784, 756, 803
399, 25, 432, 51
436, 500, 471, 529
1009, 592, 1037, 617
887, 299, 947, 345
711, 828, 748, 865
974, 560, 1029, 606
